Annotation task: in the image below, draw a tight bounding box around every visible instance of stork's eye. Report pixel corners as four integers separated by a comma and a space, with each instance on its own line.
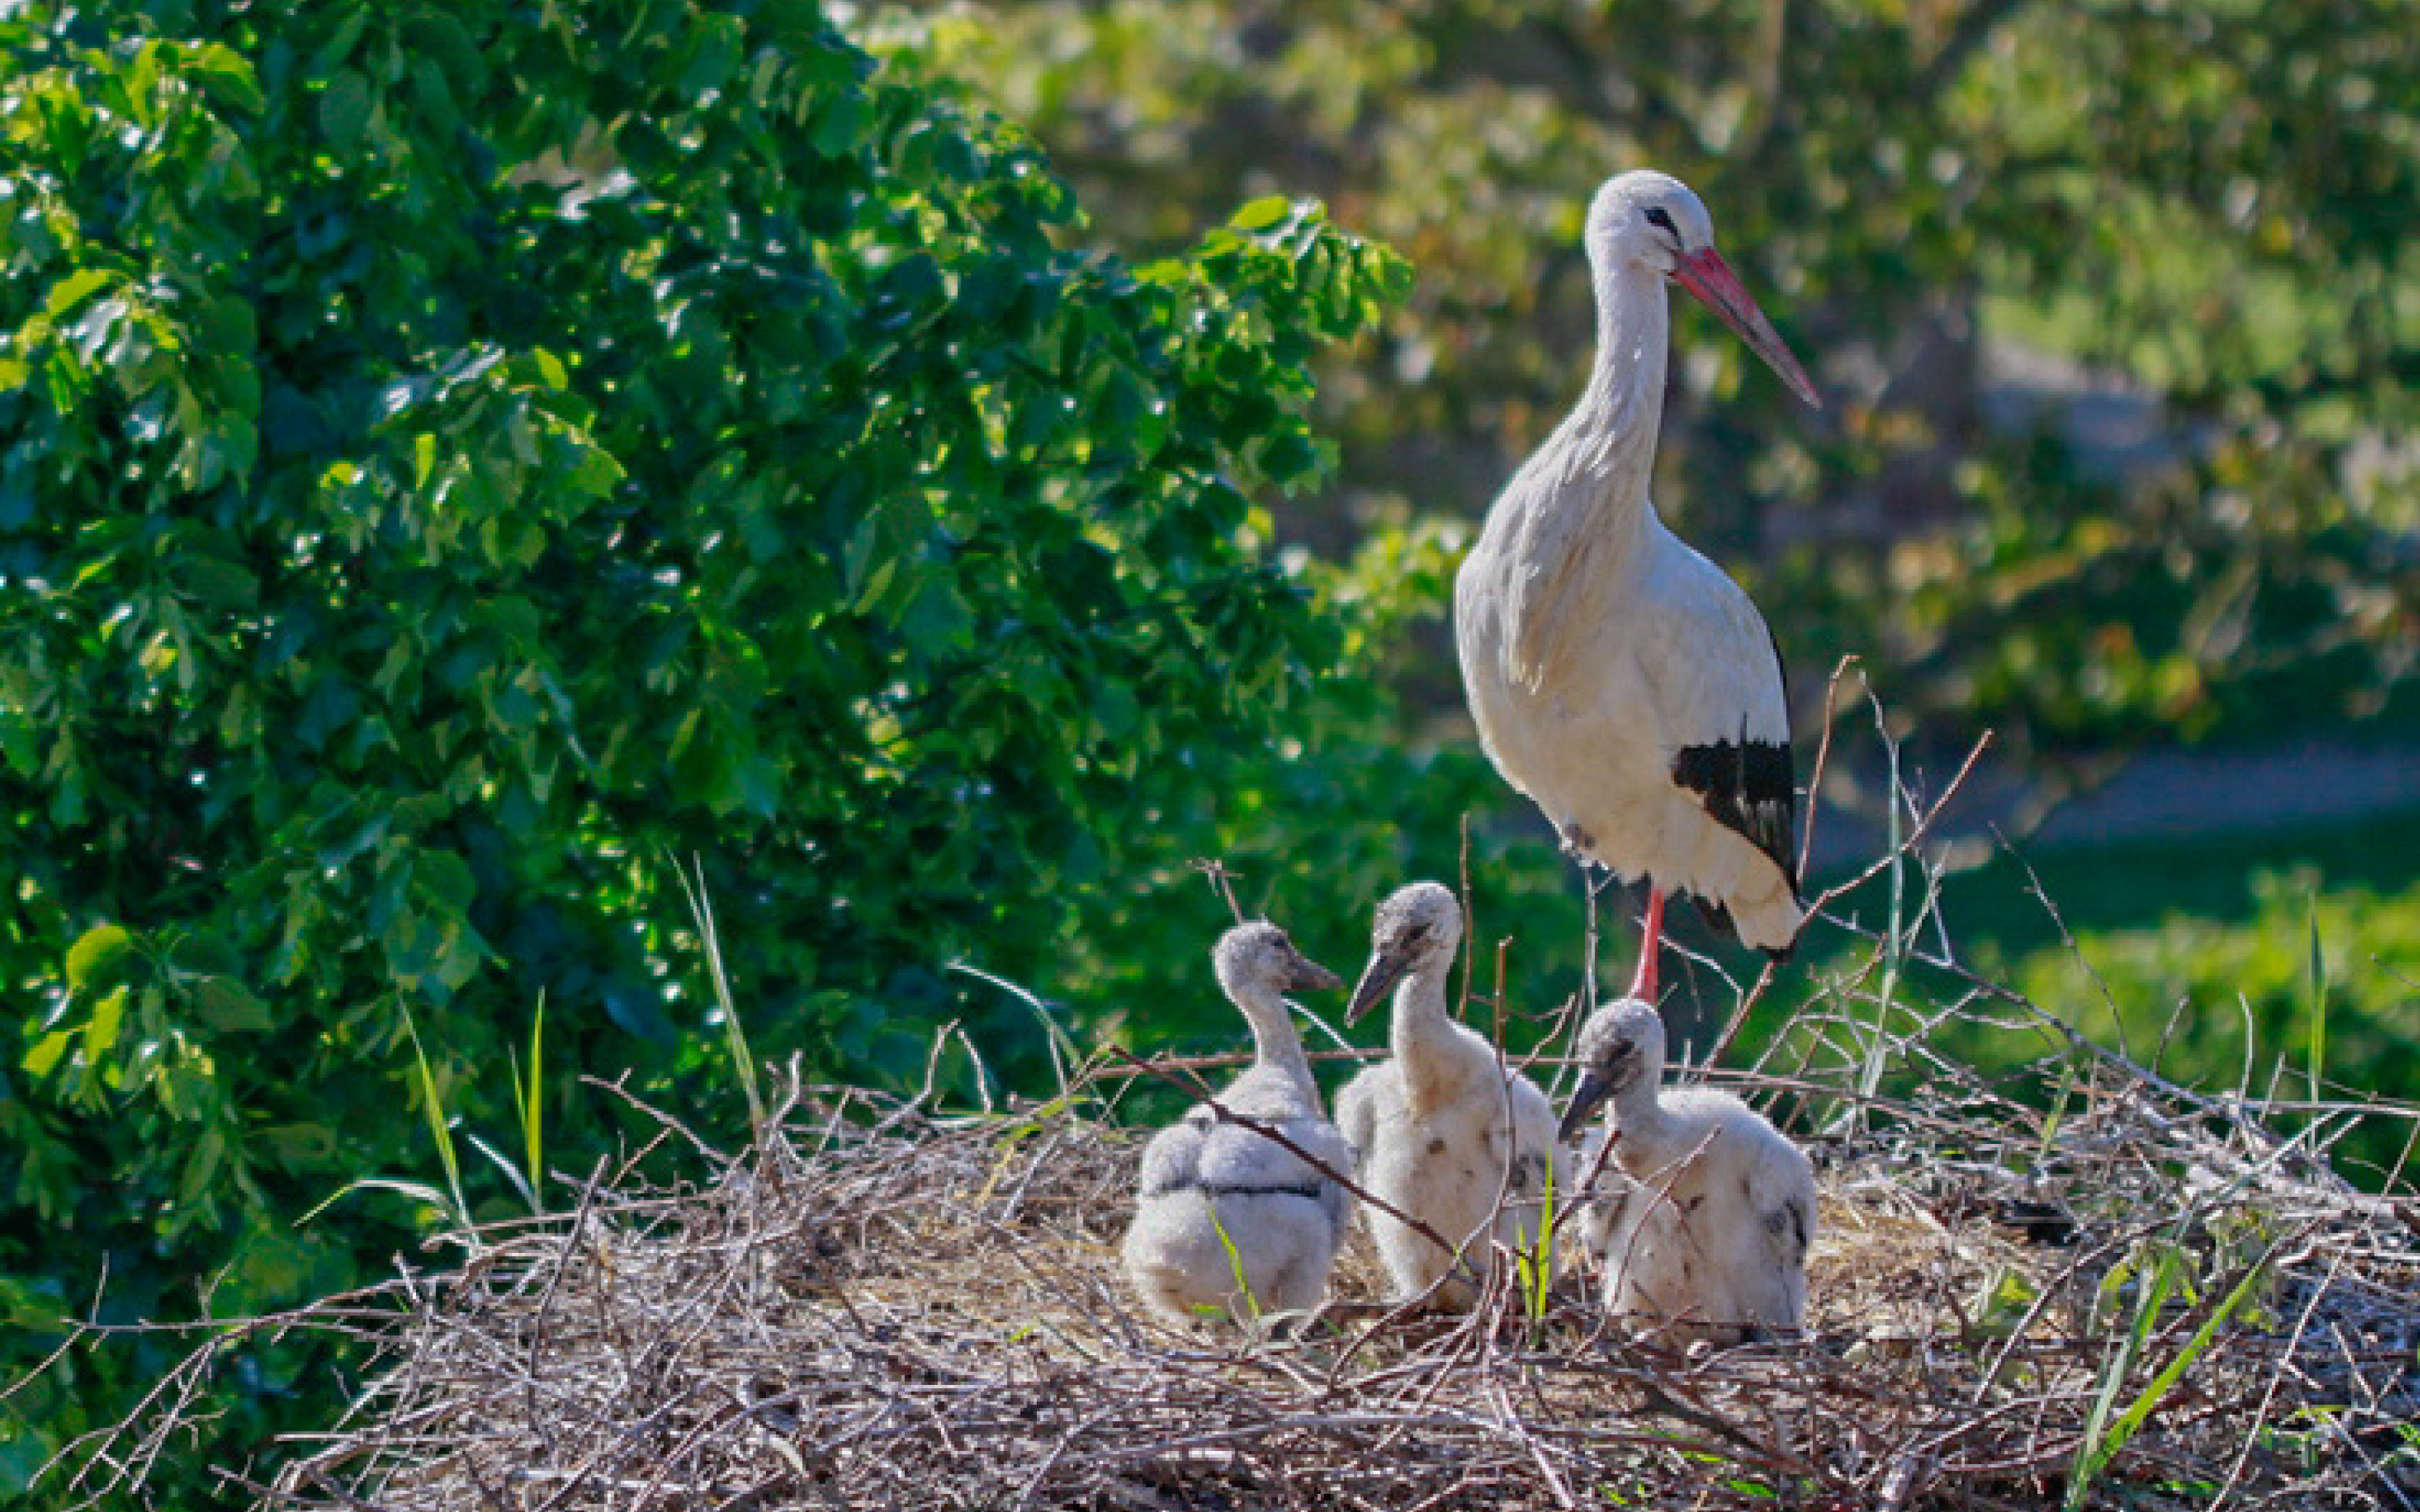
1642, 205, 1677, 237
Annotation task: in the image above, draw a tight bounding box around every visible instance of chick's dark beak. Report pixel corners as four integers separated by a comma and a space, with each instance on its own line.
1557, 1076, 1610, 1144
1556, 1044, 1636, 1143
1345, 944, 1414, 1025
1283, 949, 1343, 994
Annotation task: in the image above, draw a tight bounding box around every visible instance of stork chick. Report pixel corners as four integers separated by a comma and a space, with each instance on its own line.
1123, 921, 1354, 1328
1561, 998, 1815, 1341
1335, 882, 1565, 1312
1456, 168, 1820, 1000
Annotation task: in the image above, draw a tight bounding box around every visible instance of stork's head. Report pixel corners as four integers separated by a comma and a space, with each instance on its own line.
1584, 169, 1821, 409
1213, 920, 1343, 1002
1345, 881, 1462, 1024
1557, 997, 1669, 1141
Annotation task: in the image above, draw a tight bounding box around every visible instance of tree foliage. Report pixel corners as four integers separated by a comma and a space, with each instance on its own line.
0, 0, 1410, 1497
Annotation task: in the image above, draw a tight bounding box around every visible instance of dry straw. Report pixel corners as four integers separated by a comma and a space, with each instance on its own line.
52, 692, 2420, 1511
70, 989, 2420, 1508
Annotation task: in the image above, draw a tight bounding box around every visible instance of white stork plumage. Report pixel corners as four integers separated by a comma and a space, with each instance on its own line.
1456, 169, 1821, 998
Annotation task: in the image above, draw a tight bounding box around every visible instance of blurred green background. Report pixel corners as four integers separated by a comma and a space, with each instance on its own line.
1, 0, 2413, 1505
888, 0, 2418, 1153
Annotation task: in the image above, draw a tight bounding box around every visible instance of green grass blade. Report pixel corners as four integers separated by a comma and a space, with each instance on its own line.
1850, 730, 1907, 1126
298, 1177, 457, 1227
2037, 1056, 2079, 1165
398, 998, 468, 1228
521, 991, 546, 1205
463, 1129, 539, 1213
674, 856, 766, 1143
2067, 1242, 2184, 1511
947, 961, 1083, 1100
2097, 1246, 2276, 1470
1516, 1158, 1557, 1328
1206, 1199, 1260, 1327
2305, 896, 2328, 1101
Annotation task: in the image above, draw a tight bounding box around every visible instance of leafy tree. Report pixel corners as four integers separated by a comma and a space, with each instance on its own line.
0, 0, 1409, 1499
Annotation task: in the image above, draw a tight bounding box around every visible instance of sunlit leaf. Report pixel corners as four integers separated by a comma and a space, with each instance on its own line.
65, 925, 133, 992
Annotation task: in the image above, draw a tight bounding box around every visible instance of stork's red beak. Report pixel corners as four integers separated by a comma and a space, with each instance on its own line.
1670, 248, 1822, 409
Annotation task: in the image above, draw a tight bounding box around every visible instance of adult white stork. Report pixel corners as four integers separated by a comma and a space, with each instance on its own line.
1455, 169, 1820, 998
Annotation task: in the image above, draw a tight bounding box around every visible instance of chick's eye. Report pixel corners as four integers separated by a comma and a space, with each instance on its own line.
1642, 205, 1677, 236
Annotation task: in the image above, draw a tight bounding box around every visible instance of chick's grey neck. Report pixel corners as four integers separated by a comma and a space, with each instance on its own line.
1235, 982, 1316, 1098
1388, 947, 1459, 1053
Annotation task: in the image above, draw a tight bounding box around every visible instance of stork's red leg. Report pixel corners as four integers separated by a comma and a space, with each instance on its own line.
1627, 887, 1666, 1002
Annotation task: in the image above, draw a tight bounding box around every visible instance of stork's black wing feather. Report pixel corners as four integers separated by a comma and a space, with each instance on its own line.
1670, 628, 1798, 954
1670, 735, 1797, 888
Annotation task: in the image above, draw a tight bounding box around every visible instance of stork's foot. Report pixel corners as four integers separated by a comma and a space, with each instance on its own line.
1558, 822, 1596, 859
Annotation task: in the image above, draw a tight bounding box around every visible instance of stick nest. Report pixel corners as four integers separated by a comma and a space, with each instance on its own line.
163, 1031, 2420, 1512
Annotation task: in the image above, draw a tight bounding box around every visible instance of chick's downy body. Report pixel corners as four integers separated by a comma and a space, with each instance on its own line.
1563, 999, 1814, 1339
1335, 883, 1565, 1311
1123, 923, 1353, 1326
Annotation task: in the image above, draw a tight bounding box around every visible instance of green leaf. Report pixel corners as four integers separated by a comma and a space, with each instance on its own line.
566, 444, 624, 498
195, 978, 274, 1034
319, 70, 373, 149
397, 1000, 468, 1225
41, 268, 113, 323
809, 93, 866, 158
677, 13, 745, 99
191, 44, 267, 115
898, 573, 973, 656
82, 988, 127, 1061
1230, 195, 1293, 233
180, 555, 258, 608
257, 1123, 337, 1169
2305, 896, 2328, 1098
65, 925, 133, 992
842, 507, 884, 597
298, 1176, 455, 1227
518, 993, 545, 1204
306, 7, 370, 74
2069, 1241, 2187, 1511
20, 1030, 74, 1080
2098, 1248, 2277, 1464
0, 710, 36, 778
413, 851, 477, 912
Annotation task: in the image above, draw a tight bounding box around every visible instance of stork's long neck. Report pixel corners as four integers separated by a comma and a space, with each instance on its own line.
1540, 259, 1670, 542
1389, 957, 1471, 1112
1237, 987, 1316, 1101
